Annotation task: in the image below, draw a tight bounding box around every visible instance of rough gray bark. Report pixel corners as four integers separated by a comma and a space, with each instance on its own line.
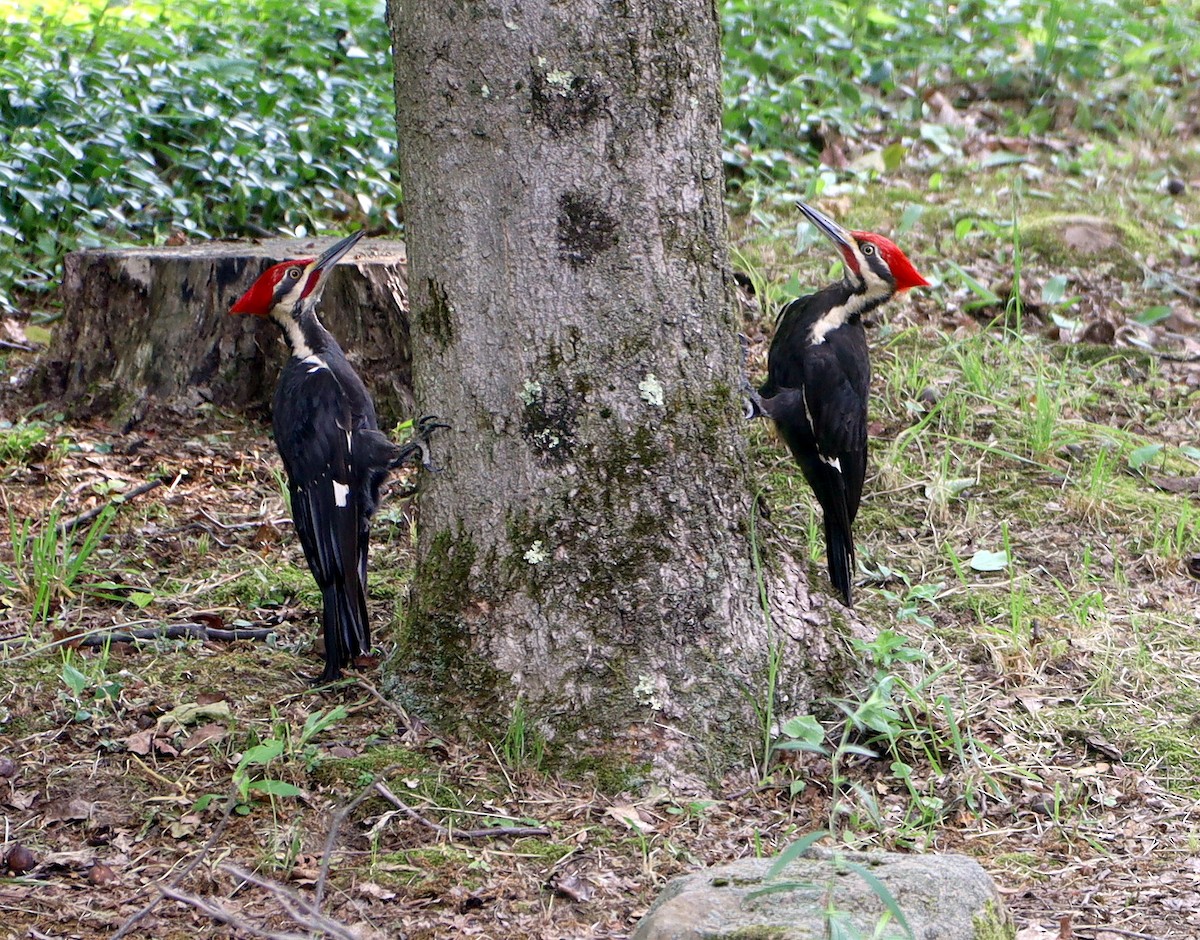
390, 0, 841, 779
37, 238, 412, 425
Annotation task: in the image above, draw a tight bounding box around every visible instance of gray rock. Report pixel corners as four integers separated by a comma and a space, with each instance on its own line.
632, 848, 1013, 940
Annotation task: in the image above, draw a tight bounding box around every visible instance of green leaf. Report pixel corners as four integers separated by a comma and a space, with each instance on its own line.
1128, 444, 1163, 471
945, 261, 1002, 307
238, 739, 284, 771
896, 202, 922, 235
61, 662, 88, 698
865, 6, 899, 27
882, 142, 907, 174
969, 549, 1009, 572
1040, 275, 1069, 305
779, 714, 825, 746
763, 830, 830, 881
300, 704, 348, 746
841, 859, 915, 939
247, 779, 302, 798
1135, 305, 1172, 326
128, 591, 155, 609
980, 150, 1027, 168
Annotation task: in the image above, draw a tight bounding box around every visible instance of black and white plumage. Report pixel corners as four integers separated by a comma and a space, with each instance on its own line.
748, 203, 929, 607
230, 231, 442, 682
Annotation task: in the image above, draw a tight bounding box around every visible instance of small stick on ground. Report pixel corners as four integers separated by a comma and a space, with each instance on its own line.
223, 863, 362, 940
157, 884, 316, 940
111, 786, 241, 940
355, 677, 428, 741
75, 622, 275, 647
56, 477, 165, 535
315, 764, 405, 908
374, 780, 551, 840
1072, 928, 1163, 940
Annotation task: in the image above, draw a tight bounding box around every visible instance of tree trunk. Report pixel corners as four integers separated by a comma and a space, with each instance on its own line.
36, 237, 412, 426
389, 0, 842, 780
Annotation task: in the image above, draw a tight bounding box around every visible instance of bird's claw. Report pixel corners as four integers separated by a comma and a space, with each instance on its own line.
742, 385, 766, 421
417, 415, 450, 437
737, 335, 766, 420
413, 414, 450, 472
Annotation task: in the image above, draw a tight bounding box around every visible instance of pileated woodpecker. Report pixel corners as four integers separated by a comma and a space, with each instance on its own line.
230, 230, 444, 682
748, 202, 929, 607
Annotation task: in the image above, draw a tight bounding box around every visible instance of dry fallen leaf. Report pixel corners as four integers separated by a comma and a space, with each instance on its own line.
42, 797, 93, 824
357, 881, 397, 900
549, 871, 594, 903
180, 722, 228, 753
1015, 925, 1058, 940
604, 804, 655, 833
156, 700, 234, 729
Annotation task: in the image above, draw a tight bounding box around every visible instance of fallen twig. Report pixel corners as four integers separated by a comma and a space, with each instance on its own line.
74, 622, 275, 647
157, 884, 315, 940
1073, 928, 1163, 940
112, 787, 241, 940
315, 764, 405, 908
56, 478, 165, 535
354, 677, 427, 740
374, 780, 551, 840
224, 863, 362, 940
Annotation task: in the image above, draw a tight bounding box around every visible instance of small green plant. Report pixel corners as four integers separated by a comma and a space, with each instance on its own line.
748, 830, 915, 939
0, 498, 124, 627
0, 422, 50, 465
872, 568, 945, 630
499, 697, 545, 772
194, 705, 345, 815
58, 646, 122, 722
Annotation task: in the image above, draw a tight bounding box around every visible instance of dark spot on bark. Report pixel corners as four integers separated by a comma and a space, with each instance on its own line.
417, 277, 454, 349
530, 63, 605, 136
557, 192, 618, 268
216, 257, 251, 291
520, 376, 578, 464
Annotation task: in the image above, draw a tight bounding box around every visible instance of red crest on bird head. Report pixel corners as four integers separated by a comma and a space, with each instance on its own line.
229, 259, 315, 317
850, 232, 930, 292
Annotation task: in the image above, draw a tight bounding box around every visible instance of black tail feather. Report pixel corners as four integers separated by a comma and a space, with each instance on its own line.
824, 517, 855, 608
319, 582, 370, 683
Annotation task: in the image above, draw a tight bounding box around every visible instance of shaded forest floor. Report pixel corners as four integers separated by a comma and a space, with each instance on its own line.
3, 144, 1200, 937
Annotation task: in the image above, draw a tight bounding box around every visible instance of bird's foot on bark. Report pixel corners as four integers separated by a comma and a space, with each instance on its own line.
390, 415, 450, 472
742, 385, 768, 421
737, 333, 766, 420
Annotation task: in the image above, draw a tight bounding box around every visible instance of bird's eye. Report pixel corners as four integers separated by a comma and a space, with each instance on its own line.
862, 243, 876, 256
287, 267, 302, 279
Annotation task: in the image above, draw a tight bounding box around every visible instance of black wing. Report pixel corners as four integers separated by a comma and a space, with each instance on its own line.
761, 295, 814, 397
800, 328, 870, 524
273, 362, 372, 678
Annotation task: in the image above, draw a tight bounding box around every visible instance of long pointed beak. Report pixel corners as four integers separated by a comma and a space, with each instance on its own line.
797, 202, 855, 254
313, 229, 367, 274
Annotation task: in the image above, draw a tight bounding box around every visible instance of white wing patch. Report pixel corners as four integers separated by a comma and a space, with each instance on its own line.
302, 354, 329, 373
819, 454, 843, 472
332, 480, 350, 508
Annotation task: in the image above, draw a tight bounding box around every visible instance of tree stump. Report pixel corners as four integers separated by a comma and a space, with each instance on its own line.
36, 237, 413, 427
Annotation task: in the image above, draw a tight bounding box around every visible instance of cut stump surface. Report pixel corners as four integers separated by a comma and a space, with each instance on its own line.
36, 236, 413, 427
